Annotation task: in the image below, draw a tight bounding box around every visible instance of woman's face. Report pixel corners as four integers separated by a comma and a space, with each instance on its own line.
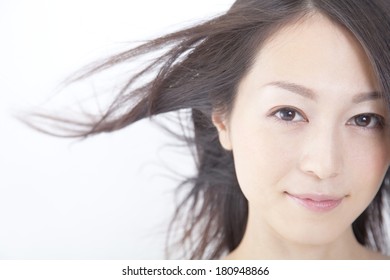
213, 14, 390, 245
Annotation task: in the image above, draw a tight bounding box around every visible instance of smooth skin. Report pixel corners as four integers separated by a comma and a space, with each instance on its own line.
213, 13, 390, 259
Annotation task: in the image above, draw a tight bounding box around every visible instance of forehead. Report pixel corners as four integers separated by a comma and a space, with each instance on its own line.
243, 13, 378, 96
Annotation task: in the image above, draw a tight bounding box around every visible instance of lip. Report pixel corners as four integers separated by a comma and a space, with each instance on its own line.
285, 192, 344, 212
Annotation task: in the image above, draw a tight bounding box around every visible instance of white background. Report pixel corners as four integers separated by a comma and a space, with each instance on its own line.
0, 0, 235, 259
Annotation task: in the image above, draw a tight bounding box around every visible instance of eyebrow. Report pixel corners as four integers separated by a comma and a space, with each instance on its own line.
265, 81, 382, 104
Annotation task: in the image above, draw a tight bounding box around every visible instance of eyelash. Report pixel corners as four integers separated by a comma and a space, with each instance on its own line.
347, 113, 385, 130
269, 106, 386, 130
270, 107, 307, 124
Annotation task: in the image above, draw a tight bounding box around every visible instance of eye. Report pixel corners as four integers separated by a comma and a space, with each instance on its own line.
272, 107, 307, 122
347, 113, 385, 129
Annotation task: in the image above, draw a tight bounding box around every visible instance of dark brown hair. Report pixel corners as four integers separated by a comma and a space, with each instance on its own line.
27, 0, 390, 259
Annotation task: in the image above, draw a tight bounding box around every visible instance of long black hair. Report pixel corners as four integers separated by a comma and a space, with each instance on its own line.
26, 0, 390, 259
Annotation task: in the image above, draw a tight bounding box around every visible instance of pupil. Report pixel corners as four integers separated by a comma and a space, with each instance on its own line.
356, 115, 370, 126
281, 109, 295, 121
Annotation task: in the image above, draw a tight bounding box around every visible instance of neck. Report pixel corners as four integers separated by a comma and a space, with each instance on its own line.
227, 213, 368, 260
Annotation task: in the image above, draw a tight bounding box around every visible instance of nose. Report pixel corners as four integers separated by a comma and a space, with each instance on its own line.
298, 125, 342, 180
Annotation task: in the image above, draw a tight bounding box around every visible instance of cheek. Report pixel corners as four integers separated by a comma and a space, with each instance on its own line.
230, 121, 300, 201
347, 137, 389, 201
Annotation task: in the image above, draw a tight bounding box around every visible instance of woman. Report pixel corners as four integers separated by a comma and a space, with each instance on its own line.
29, 0, 390, 259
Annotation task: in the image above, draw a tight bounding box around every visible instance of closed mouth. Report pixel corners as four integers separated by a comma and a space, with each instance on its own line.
284, 191, 344, 212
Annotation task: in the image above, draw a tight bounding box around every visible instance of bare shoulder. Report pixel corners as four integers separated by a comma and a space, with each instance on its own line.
222, 249, 243, 260
222, 252, 238, 260
362, 247, 390, 260
372, 252, 390, 260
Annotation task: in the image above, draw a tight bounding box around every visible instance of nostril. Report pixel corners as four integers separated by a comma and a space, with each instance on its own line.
299, 146, 341, 180
300, 161, 339, 180
304, 169, 338, 180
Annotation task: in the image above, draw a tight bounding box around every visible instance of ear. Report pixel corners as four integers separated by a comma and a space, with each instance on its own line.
211, 111, 232, 150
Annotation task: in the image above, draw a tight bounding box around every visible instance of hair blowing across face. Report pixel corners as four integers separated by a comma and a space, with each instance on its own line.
27, 0, 390, 259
